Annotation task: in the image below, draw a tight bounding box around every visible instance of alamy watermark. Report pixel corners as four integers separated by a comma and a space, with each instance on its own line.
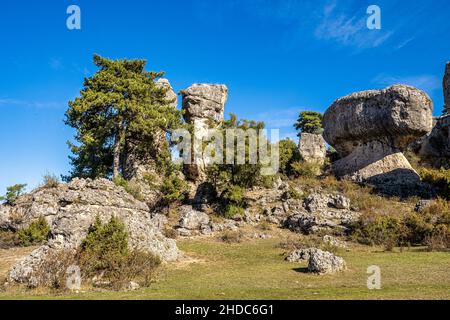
67, 5, 81, 30
172, 124, 280, 176
367, 5, 382, 30
367, 265, 382, 290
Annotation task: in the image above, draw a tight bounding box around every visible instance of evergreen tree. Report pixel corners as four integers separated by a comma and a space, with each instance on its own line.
65, 55, 182, 180
294, 111, 323, 136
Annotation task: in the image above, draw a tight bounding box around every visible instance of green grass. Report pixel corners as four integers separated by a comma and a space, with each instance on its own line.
1, 237, 449, 300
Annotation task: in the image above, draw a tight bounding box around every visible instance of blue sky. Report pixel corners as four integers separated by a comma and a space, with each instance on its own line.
0, 0, 449, 192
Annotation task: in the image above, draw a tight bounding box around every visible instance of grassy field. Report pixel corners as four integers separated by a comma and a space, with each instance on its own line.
1, 235, 449, 300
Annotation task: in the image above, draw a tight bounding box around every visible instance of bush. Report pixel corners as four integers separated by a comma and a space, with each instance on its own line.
41, 173, 60, 189
221, 185, 246, 218
160, 173, 189, 208
17, 217, 50, 247
350, 200, 450, 251
78, 216, 161, 289
418, 167, 450, 199
278, 139, 300, 176
220, 230, 244, 244
291, 161, 322, 178
0, 184, 27, 205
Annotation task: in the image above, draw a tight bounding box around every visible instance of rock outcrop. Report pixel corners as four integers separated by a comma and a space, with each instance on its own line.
323, 85, 433, 196
444, 62, 450, 114
181, 84, 228, 182
3, 178, 180, 286
298, 133, 327, 165
417, 63, 450, 168
284, 193, 358, 235
307, 249, 346, 274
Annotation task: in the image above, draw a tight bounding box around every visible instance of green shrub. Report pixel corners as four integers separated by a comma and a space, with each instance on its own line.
160, 173, 189, 208
278, 139, 300, 176
291, 161, 322, 178
78, 216, 161, 289
17, 217, 50, 247
351, 200, 450, 251
0, 184, 27, 205
221, 185, 246, 218
350, 214, 407, 251
418, 168, 450, 199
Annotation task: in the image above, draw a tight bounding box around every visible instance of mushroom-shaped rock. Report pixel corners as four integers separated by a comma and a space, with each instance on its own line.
181, 84, 228, 124
181, 84, 228, 182
323, 85, 433, 196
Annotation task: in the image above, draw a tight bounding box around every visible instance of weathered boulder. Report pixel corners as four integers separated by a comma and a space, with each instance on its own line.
5, 178, 180, 286
284, 193, 359, 234
323, 85, 433, 195
298, 133, 327, 165
178, 205, 210, 231
181, 84, 228, 182
307, 249, 346, 274
285, 248, 315, 263
181, 84, 228, 124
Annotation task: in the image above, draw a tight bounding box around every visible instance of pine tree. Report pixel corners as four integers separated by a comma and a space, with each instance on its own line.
294, 111, 323, 136
64, 55, 182, 180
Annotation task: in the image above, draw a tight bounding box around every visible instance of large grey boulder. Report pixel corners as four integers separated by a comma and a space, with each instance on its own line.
178, 205, 210, 231
307, 249, 346, 274
181, 84, 228, 182
5, 178, 180, 287
298, 133, 327, 165
323, 85, 433, 195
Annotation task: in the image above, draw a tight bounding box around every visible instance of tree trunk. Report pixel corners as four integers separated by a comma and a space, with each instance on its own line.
113, 123, 125, 178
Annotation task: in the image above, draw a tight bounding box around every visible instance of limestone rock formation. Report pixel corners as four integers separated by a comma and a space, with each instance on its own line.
444, 62, 450, 114
3, 178, 180, 286
323, 85, 433, 196
298, 133, 327, 165
122, 78, 178, 206
176, 205, 211, 236
284, 193, 359, 234
417, 63, 450, 168
285, 248, 315, 263
181, 84, 228, 182
307, 249, 346, 274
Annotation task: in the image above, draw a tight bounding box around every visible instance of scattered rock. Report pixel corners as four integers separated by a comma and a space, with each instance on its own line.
285, 248, 315, 262
323, 85, 433, 196
307, 249, 346, 274
124, 281, 140, 291
178, 206, 210, 231
284, 193, 358, 234
298, 133, 327, 165
323, 235, 347, 249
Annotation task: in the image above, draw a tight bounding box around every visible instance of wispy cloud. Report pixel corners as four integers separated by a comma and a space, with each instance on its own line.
314, 1, 393, 50
0, 98, 64, 109
372, 74, 441, 93
49, 58, 63, 71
